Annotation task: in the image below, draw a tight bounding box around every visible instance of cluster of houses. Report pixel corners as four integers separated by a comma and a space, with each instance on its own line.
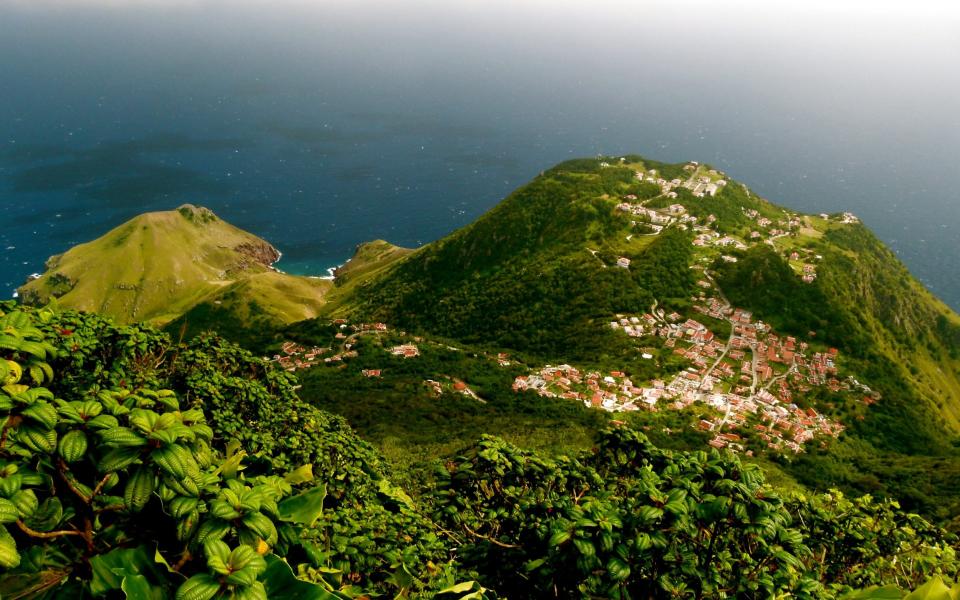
615, 201, 679, 235
683, 176, 726, 198
269, 319, 394, 372
270, 345, 357, 370
742, 207, 799, 242
513, 288, 863, 455
269, 341, 332, 372
839, 212, 860, 224
692, 229, 748, 250
609, 315, 647, 337
819, 211, 860, 224
512, 364, 658, 411
269, 319, 508, 403
786, 250, 821, 283
633, 162, 728, 199
652, 297, 856, 453
746, 206, 800, 225
331, 319, 389, 333
689, 207, 800, 251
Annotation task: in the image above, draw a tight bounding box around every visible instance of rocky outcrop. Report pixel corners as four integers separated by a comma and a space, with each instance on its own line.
233, 241, 281, 270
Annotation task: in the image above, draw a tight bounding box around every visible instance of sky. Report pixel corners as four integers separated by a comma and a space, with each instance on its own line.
1, 0, 958, 306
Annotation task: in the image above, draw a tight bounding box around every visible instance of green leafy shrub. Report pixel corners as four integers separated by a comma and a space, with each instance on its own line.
790, 491, 959, 591
428, 427, 959, 599
0, 303, 454, 598
429, 428, 819, 598
0, 306, 323, 597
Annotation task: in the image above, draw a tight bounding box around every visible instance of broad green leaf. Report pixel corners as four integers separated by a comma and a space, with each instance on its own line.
121, 574, 166, 600
549, 529, 572, 547
607, 557, 631, 581
0, 527, 20, 569
89, 546, 166, 596
277, 484, 326, 526
842, 586, 904, 600
175, 573, 220, 600
377, 478, 414, 508
905, 577, 953, 600
283, 464, 314, 485
261, 554, 351, 600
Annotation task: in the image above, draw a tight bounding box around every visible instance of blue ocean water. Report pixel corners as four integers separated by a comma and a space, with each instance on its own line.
1, 1, 958, 308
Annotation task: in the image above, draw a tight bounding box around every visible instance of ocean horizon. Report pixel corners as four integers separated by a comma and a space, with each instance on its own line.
2, 0, 958, 309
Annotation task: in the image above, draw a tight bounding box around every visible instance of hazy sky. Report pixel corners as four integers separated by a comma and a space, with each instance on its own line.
1, 0, 958, 305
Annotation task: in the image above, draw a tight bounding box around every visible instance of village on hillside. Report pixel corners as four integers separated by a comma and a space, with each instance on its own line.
513, 290, 879, 453
517, 160, 874, 456
270, 158, 871, 458
267, 318, 489, 402
268, 320, 391, 371
513, 285, 879, 456
607, 160, 860, 284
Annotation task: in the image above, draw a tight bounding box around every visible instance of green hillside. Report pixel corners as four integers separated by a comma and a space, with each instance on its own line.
164, 271, 333, 348
17, 204, 330, 328
294, 155, 960, 522
331, 239, 412, 285
330, 157, 697, 360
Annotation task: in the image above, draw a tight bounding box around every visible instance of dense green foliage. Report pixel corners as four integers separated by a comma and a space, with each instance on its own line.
713, 245, 852, 342
0, 305, 297, 598
2, 303, 959, 598
0, 303, 465, 598
427, 429, 959, 598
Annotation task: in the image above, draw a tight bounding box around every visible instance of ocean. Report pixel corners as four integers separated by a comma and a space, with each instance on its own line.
2, 0, 958, 309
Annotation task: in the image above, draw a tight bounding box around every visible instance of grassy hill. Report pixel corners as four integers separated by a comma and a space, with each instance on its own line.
17, 204, 331, 327
164, 271, 333, 347
331, 239, 412, 285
